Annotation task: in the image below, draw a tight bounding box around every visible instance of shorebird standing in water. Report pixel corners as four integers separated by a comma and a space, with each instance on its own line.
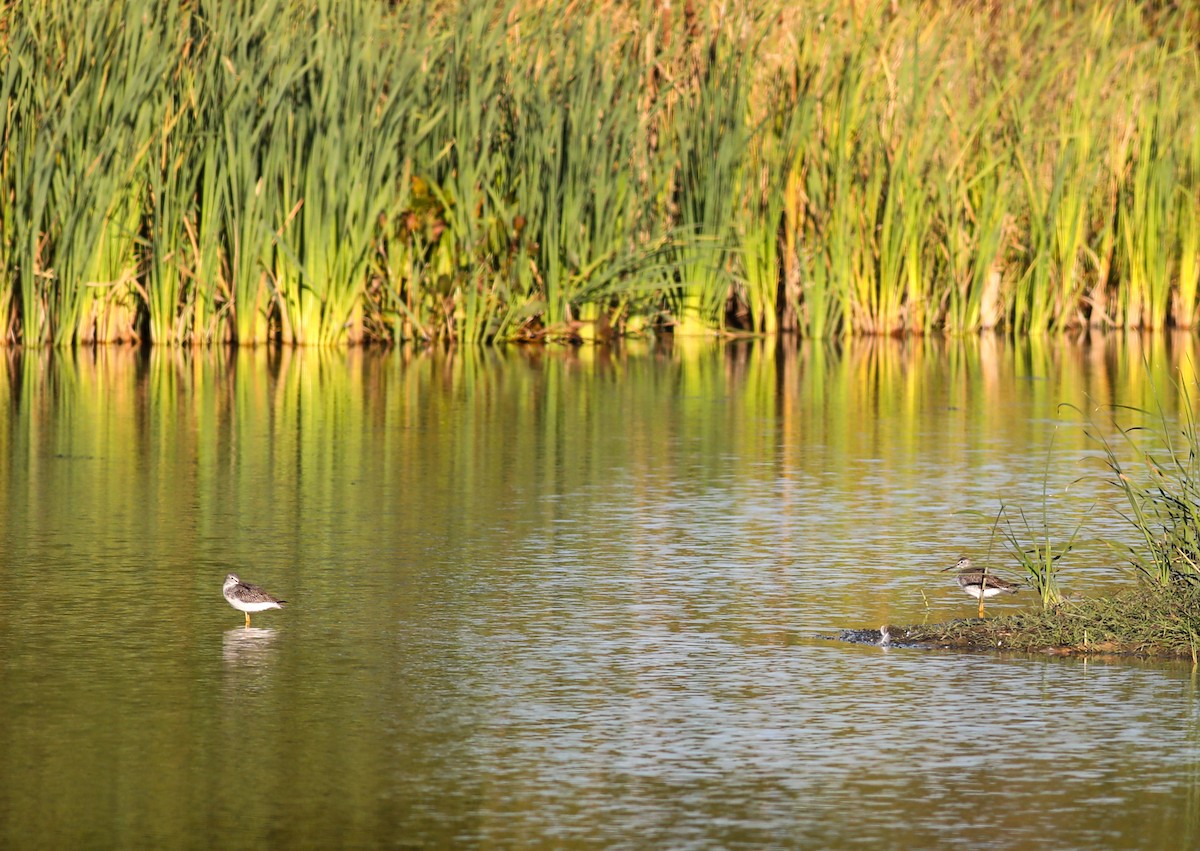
223, 574, 287, 627
942, 557, 1020, 616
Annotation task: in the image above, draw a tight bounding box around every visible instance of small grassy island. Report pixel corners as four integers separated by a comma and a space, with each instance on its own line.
886, 391, 1200, 660
904, 584, 1200, 660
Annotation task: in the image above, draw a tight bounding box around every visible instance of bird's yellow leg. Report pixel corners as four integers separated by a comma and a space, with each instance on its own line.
978, 566, 988, 618
245, 612, 251, 628
978, 596, 986, 618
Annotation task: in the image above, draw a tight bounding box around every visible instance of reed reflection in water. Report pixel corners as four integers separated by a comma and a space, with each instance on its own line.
0, 336, 1199, 848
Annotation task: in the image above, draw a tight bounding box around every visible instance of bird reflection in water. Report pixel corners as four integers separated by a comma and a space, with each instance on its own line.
222, 627, 279, 671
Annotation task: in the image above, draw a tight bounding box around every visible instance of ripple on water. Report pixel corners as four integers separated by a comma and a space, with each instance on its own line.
439, 557, 1200, 847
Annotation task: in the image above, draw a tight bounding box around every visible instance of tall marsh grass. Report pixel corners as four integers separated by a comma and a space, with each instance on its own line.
1081, 379, 1200, 587
1, 0, 1199, 345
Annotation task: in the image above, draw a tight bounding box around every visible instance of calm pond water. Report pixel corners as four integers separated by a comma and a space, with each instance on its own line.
2, 336, 1200, 848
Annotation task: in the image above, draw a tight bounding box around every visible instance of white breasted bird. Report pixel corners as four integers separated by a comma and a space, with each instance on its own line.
223, 573, 287, 627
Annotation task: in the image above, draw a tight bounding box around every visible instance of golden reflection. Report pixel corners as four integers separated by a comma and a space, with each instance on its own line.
2, 336, 1199, 633
3, 340, 1197, 482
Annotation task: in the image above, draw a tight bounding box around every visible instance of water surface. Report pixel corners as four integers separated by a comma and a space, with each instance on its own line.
1, 336, 1198, 848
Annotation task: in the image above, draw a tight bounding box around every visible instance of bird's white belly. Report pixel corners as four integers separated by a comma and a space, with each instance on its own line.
225, 596, 282, 613
964, 586, 1005, 599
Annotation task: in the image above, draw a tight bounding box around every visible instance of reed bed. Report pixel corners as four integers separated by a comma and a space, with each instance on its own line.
1, 0, 1199, 346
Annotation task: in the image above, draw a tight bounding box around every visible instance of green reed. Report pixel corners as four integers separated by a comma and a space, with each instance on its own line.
1118, 53, 1183, 332
506, 5, 668, 340
876, 28, 944, 335
789, 32, 871, 338
989, 433, 1085, 610
762, 53, 818, 338
145, 101, 194, 346
668, 28, 749, 335
2, 0, 1200, 345
7, 1, 161, 344
1074, 376, 1200, 586
1176, 104, 1200, 329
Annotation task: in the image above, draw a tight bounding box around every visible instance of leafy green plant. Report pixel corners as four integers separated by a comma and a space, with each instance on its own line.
1077, 379, 1200, 586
